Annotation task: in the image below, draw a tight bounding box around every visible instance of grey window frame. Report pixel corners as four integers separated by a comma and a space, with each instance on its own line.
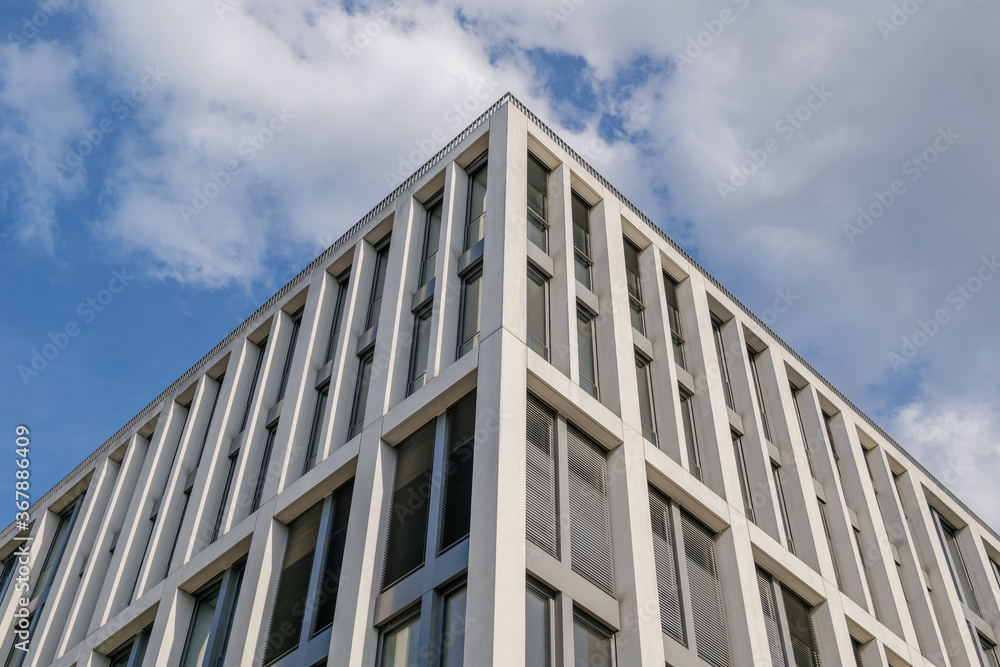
525, 577, 558, 667
576, 305, 599, 399
194, 372, 225, 466
572, 608, 617, 667
527, 152, 550, 253
239, 337, 268, 433
456, 267, 482, 359
325, 271, 351, 364
420, 194, 444, 288
663, 272, 686, 369
931, 507, 981, 616
790, 384, 817, 479
179, 562, 244, 667
571, 192, 593, 290
678, 388, 702, 481
464, 156, 488, 250
623, 237, 646, 334
366, 236, 392, 332
262, 483, 354, 667
772, 463, 795, 554
407, 304, 433, 396
108, 629, 150, 667
251, 425, 277, 513
747, 345, 772, 442
348, 350, 374, 440
526, 265, 550, 361
275, 307, 304, 402
731, 432, 755, 523
303, 384, 330, 474
712, 318, 735, 410
634, 352, 657, 445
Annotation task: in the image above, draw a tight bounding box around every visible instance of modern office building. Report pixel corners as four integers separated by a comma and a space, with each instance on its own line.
3, 93, 1000, 667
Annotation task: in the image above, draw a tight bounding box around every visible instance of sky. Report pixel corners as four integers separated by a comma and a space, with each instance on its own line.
1, 0, 998, 532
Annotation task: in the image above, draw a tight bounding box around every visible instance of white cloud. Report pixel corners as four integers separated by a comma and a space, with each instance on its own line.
3, 0, 997, 527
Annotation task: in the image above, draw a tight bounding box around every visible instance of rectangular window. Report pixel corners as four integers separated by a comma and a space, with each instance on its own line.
195, 372, 225, 466
979, 633, 1000, 667
127, 502, 156, 603
525, 581, 555, 667
276, 307, 304, 401
164, 486, 191, 578
239, 338, 267, 432
822, 412, 844, 482
325, 273, 350, 364
772, 464, 795, 554
382, 392, 477, 592
649, 486, 684, 642
439, 585, 467, 667
251, 426, 277, 513
312, 480, 354, 636
263, 484, 353, 665
527, 153, 549, 252
179, 563, 242, 667
854, 527, 882, 621
109, 630, 149, 667
732, 432, 755, 523
382, 422, 436, 590
407, 305, 433, 396
635, 353, 657, 445
465, 160, 488, 250
931, 508, 981, 615
35, 498, 82, 599
851, 638, 864, 667
439, 392, 476, 554
623, 238, 645, 334
264, 504, 322, 664
380, 614, 421, 667
681, 511, 732, 667
791, 384, 817, 479
817, 499, 843, 592
348, 351, 373, 440
572, 193, 593, 289
758, 568, 821, 667
679, 389, 702, 481
576, 307, 599, 399
573, 611, 615, 667
712, 319, 735, 410
457, 269, 482, 358
303, 386, 330, 473
366, 237, 391, 331
526, 266, 550, 360
526, 394, 559, 557
991, 557, 1000, 590
0, 553, 16, 603
663, 273, 686, 369
421, 197, 443, 287
567, 424, 614, 595
211, 451, 238, 542
748, 346, 771, 442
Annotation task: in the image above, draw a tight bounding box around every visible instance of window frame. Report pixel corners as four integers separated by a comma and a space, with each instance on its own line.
365, 236, 392, 332
571, 192, 594, 290
634, 352, 657, 445
179, 562, 244, 667
325, 271, 351, 364
456, 267, 483, 359
239, 337, 268, 433
407, 304, 434, 396
420, 194, 444, 288
747, 345, 772, 442
348, 350, 374, 440
526, 264, 551, 361
527, 152, 550, 253
576, 305, 599, 400
623, 237, 646, 334
663, 272, 686, 369
275, 307, 304, 402
712, 317, 735, 410
464, 156, 488, 251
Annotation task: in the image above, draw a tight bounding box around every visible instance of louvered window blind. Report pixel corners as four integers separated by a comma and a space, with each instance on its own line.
782, 586, 821, 667
439, 391, 476, 554
649, 486, 684, 642
381, 421, 436, 591
681, 511, 731, 667
313, 479, 355, 635
757, 567, 787, 667
264, 502, 323, 665
567, 424, 614, 595
526, 394, 558, 557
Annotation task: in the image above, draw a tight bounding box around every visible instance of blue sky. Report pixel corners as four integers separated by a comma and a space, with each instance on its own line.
2, 0, 998, 529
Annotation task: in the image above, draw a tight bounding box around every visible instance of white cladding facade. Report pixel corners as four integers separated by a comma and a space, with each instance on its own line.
2, 95, 999, 667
